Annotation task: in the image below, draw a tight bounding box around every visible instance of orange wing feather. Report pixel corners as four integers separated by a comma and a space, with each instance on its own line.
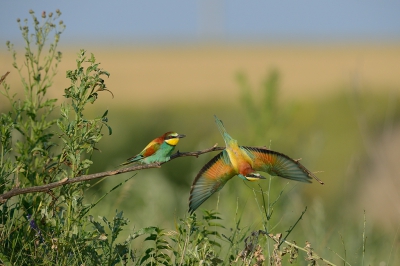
242, 146, 324, 184
140, 131, 175, 157
140, 139, 162, 157
124, 135, 164, 162
189, 151, 236, 213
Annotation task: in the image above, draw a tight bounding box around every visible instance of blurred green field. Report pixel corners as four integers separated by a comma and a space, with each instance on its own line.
1, 44, 399, 264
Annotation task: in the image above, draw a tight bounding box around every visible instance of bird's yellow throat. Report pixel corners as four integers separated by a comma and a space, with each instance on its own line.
165, 138, 180, 146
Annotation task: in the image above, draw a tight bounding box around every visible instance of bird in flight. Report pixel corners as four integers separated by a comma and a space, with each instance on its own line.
189, 115, 323, 213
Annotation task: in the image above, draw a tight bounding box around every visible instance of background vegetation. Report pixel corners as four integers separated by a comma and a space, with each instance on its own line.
1, 10, 399, 265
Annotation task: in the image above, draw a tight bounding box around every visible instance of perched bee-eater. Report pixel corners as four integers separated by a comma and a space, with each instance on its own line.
120, 132, 186, 165
189, 116, 324, 213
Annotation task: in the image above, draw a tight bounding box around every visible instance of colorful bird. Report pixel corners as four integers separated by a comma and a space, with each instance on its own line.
120, 132, 186, 165
189, 116, 324, 213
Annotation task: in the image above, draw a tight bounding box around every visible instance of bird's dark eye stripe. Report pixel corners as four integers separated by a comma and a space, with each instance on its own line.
165, 135, 177, 140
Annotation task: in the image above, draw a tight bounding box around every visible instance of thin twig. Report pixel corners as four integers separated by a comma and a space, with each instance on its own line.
170, 144, 223, 159
0, 71, 10, 85
278, 206, 307, 248
0, 144, 224, 203
362, 210, 366, 266
327, 246, 352, 266
339, 232, 347, 265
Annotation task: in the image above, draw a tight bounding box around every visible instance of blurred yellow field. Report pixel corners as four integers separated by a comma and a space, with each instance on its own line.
1, 44, 399, 107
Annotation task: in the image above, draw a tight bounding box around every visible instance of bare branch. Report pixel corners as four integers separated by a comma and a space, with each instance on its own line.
0, 144, 224, 203
171, 143, 223, 159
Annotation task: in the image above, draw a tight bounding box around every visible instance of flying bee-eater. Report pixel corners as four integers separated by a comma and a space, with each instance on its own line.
120, 131, 186, 165
188, 115, 324, 213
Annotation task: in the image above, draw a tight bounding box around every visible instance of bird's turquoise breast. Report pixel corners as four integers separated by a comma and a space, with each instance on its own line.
143, 142, 176, 163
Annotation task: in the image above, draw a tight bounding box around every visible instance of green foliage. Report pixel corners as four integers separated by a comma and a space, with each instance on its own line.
58, 49, 112, 178
128, 206, 327, 265
87, 210, 135, 265
171, 211, 224, 265
0, 10, 129, 265
138, 227, 172, 265
3, 9, 64, 188
0, 113, 14, 194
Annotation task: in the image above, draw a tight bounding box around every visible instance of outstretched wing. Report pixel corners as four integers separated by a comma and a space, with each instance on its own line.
241, 146, 324, 184
189, 150, 236, 213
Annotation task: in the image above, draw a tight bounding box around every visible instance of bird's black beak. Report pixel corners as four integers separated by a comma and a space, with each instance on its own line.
178, 134, 186, 138
246, 173, 266, 180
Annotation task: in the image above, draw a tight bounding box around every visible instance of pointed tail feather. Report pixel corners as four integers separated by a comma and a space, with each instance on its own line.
214, 115, 234, 146
120, 155, 142, 166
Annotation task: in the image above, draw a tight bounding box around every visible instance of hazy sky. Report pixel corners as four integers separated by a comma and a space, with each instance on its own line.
1, 1, 400, 46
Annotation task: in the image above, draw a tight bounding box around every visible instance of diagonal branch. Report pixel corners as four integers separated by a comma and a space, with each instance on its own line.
0, 144, 224, 204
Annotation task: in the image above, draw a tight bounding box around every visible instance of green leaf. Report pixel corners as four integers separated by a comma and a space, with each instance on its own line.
144, 234, 157, 241
105, 123, 112, 135
207, 222, 225, 228
155, 245, 170, 250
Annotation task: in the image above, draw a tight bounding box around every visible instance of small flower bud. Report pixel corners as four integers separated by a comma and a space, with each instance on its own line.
17, 18, 20, 23
42, 11, 46, 18
48, 12, 53, 18
29, 9, 34, 14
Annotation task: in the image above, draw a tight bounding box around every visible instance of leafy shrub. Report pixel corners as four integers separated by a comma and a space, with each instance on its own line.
0, 10, 132, 265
